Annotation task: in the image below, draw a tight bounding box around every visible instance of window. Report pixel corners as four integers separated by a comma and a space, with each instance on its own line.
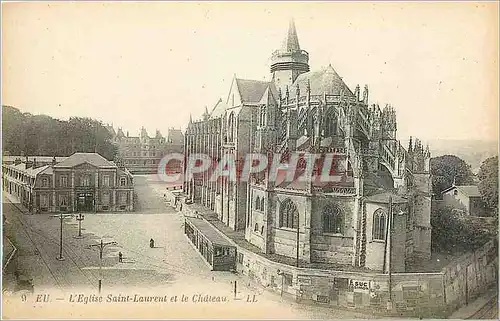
255, 196, 261, 211
453, 190, 458, 196
373, 209, 387, 240
59, 195, 68, 206
120, 177, 127, 186
254, 223, 259, 232
42, 178, 48, 187
279, 199, 298, 229
40, 194, 49, 207
120, 192, 127, 203
60, 175, 68, 187
260, 198, 265, 211
228, 112, 235, 142
261, 225, 264, 234
103, 175, 110, 187
102, 192, 110, 204
323, 204, 343, 234
260, 106, 266, 126
81, 175, 91, 186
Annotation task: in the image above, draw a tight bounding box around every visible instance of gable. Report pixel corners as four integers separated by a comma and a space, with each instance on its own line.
226, 78, 243, 107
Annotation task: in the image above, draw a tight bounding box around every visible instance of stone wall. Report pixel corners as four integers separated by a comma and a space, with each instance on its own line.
236, 239, 498, 317
441, 239, 498, 314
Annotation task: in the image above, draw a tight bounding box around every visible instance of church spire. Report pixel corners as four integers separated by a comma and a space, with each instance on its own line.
271, 18, 309, 95
282, 18, 301, 52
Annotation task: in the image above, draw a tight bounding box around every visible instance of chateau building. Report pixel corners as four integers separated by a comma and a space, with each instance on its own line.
2, 152, 134, 213
184, 20, 432, 273
112, 126, 184, 174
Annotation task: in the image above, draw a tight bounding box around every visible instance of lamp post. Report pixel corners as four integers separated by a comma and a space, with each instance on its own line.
50, 213, 74, 261
88, 239, 118, 294
74, 213, 85, 238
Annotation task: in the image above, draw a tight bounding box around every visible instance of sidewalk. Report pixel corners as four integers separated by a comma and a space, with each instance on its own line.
449, 285, 498, 319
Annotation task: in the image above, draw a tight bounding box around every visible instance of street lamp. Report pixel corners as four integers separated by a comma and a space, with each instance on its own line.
74, 213, 85, 239
49, 213, 74, 261
88, 239, 118, 294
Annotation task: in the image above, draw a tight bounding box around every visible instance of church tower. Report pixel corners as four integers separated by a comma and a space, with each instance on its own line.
270, 19, 310, 94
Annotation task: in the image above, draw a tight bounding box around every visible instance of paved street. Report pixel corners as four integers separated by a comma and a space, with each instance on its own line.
3, 174, 374, 319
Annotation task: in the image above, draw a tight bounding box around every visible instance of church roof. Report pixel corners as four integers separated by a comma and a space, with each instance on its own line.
235, 78, 271, 104
54, 153, 117, 168
210, 98, 227, 118
291, 65, 354, 98
365, 192, 407, 204
281, 18, 301, 52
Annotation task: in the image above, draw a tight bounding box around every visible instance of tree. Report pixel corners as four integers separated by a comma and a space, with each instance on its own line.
477, 156, 498, 211
2, 106, 117, 160
430, 155, 474, 196
431, 206, 492, 253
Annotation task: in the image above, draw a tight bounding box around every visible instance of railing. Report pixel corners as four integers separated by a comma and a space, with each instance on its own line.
324, 147, 347, 154
314, 186, 357, 195
325, 95, 341, 104
359, 148, 378, 156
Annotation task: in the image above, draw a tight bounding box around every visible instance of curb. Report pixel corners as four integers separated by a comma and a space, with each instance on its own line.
3, 237, 18, 272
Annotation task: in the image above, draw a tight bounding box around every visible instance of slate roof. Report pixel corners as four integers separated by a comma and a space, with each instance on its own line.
2, 156, 67, 164
365, 192, 407, 204
281, 19, 301, 52
291, 65, 354, 98
210, 98, 228, 118
235, 78, 271, 104
186, 216, 234, 247
54, 153, 117, 168
442, 185, 481, 198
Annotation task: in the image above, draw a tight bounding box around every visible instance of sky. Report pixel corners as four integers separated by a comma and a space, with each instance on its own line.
2, 2, 498, 142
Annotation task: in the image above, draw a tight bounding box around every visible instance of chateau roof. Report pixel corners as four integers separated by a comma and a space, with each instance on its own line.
291, 65, 354, 98
442, 185, 481, 197
54, 153, 117, 168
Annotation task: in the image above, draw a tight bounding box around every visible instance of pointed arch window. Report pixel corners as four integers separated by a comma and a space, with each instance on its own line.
255, 196, 261, 211
373, 209, 387, 241
322, 204, 343, 234
228, 112, 235, 142
279, 199, 298, 229
324, 113, 337, 137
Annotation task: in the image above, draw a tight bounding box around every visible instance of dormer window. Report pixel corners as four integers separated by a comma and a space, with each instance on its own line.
120, 177, 127, 186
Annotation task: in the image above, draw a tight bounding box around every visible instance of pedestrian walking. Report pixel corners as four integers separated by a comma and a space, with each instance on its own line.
150, 238, 155, 248
118, 251, 123, 263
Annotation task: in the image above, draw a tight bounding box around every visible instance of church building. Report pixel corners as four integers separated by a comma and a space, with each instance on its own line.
183, 19, 432, 273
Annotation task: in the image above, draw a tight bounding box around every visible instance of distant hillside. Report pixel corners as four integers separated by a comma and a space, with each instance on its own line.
428, 139, 498, 173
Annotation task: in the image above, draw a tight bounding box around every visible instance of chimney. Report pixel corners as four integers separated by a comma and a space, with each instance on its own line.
52, 156, 57, 166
